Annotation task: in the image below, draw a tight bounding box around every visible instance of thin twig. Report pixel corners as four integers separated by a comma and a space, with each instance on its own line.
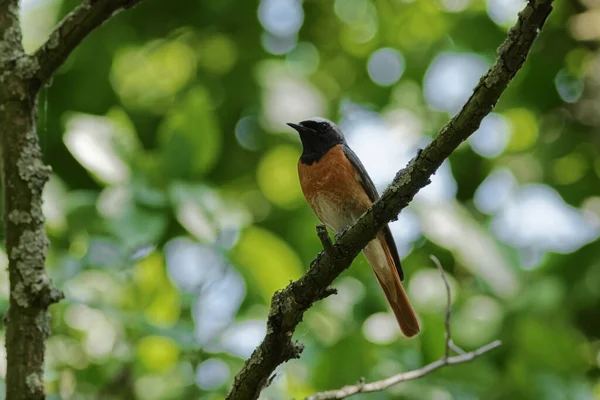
316, 224, 334, 255
430, 255, 453, 359
306, 341, 502, 400
315, 225, 338, 301
227, 2, 554, 399
430, 255, 465, 356
307, 257, 501, 400
449, 340, 466, 355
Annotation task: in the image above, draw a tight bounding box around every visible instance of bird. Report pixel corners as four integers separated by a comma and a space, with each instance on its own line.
287, 117, 420, 337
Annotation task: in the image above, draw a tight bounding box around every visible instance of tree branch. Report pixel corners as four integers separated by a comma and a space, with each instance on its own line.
430, 255, 465, 358
226, 1, 554, 399
316, 224, 334, 255
306, 341, 502, 400
1, 73, 64, 400
30, 0, 145, 88
0, 0, 146, 398
1, 3, 62, 400
306, 256, 501, 400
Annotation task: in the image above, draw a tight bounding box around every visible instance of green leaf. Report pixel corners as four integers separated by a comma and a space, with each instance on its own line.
137, 335, 180, 372
63, 111, 142, 186
65, 190, 102, 236
232, 226, 303, 302
158, 87, 222, 179
168, 181, 249, 246
105, 203, 168, 250
515, 317, 585, 374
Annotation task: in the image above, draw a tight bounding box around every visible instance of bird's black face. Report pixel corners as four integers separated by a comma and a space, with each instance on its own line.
287, 118, 345, 164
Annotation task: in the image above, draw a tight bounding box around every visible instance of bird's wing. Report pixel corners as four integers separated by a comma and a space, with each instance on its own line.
342, 144, 405, 280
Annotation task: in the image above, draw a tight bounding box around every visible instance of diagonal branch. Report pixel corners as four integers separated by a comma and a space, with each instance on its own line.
226, 1, 554, 399
29, 0, 145, 88
306, 256, 501, 400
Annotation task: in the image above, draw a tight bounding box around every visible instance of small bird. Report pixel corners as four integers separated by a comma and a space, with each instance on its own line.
288, 117, 420, 337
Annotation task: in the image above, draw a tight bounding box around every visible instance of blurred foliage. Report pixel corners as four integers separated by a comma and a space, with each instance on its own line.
0, 0, 599, 399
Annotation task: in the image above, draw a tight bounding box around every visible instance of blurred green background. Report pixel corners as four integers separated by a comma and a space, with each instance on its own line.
1, 0, 599, 398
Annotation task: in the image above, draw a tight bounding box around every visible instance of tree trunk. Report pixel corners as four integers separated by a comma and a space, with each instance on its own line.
1, 0, 62, 397
1, 70, 62, 400
0, 0, 144, 396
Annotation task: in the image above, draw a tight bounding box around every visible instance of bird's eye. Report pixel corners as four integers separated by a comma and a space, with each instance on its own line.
318, 122, 328, 131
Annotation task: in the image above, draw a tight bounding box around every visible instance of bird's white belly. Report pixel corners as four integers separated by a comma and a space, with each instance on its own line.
313, 195, 358, 233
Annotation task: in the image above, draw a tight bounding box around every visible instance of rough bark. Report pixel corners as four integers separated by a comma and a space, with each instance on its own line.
0, 0, 146, 398
1, 81, 63, 400
1, 2, 62, 399
227, 1, 555, 399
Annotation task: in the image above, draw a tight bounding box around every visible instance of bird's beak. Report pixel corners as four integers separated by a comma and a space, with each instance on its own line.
286, 122, 304, 133
287, 122, 312, 133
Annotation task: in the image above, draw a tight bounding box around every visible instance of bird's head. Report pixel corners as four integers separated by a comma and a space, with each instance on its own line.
287, 117, 345, 163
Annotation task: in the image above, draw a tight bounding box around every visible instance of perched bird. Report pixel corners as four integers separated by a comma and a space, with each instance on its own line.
287, 117, 420, 337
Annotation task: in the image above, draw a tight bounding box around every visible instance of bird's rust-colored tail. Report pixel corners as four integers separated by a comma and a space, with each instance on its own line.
363, 235, 420, 337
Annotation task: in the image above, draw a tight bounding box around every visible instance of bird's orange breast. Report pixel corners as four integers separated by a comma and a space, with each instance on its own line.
298, 144, 371, 231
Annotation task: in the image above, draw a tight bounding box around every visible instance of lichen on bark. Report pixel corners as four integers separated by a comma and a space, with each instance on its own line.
1, 83, 62, 398
1, 0, 147, 398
